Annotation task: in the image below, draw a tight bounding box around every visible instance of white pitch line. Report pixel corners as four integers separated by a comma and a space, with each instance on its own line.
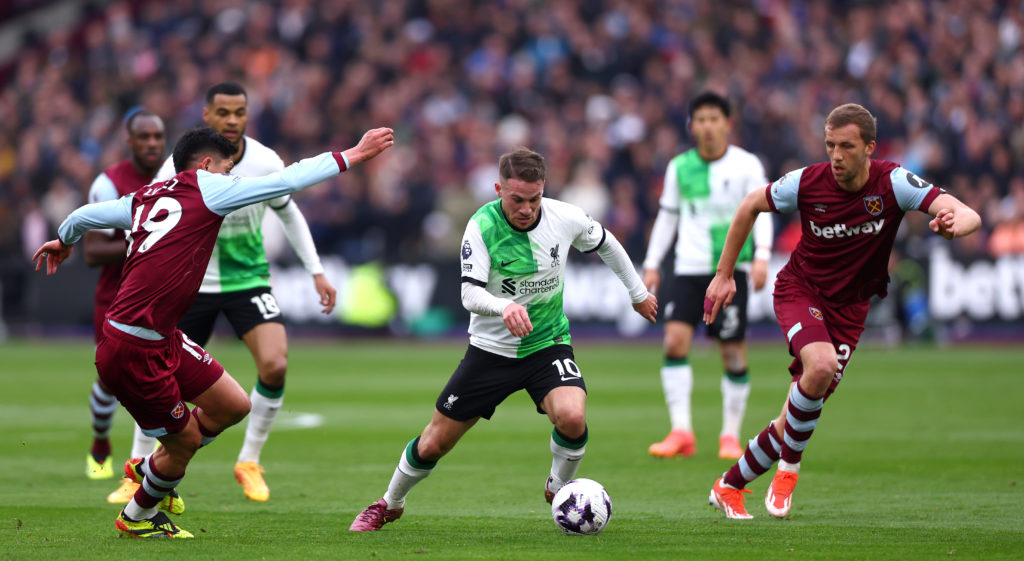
271, 412, 324, 431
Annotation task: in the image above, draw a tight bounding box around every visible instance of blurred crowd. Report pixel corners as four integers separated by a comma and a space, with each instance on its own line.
1, 0, 1023, 273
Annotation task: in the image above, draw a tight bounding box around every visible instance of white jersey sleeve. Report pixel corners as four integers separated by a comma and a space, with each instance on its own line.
568, 205, 606, 253
459, 219, 491, 287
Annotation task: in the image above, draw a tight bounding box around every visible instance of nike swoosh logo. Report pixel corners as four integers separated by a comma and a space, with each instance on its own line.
501, 259, 520, 267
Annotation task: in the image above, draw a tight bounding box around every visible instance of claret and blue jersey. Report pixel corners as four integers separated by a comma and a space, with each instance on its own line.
767, 159, 942, 302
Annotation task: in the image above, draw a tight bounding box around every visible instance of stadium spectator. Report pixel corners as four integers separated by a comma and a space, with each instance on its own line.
704, 103, 981, 520
32, 125, 394, 538
1, 0, 1019, 324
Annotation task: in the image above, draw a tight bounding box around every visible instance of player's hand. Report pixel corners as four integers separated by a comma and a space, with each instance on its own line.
703, 272, 736, 325
312, 273, 337, 314
32, 239, 73, 275
502, 302, 533, 338
751, 258, 769, 291
642, 268, 661, 295
929, 208, 962, 240
632, 293, 658, 323
343, 127, 395, 166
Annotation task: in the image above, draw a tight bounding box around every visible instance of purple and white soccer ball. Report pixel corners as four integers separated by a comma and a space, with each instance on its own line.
551, 478, 612, 535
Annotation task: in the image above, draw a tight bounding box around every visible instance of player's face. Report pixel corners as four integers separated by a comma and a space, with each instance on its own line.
689, 105, 731, 157
825, 123, 875, 188
496, 178, 544, 229
203, 94, 248, 145
127, 116, 166, 172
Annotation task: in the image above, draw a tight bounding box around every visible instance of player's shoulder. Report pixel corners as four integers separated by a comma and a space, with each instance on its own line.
793, 161, 832, 184
237, 136, 285, 174
724, 144, 759, 163
543, 197, 590, 223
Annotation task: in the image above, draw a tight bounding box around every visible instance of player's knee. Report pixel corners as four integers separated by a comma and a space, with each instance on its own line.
722, 348, 746, 372
258, 356, 287, 386
554, 409, 587, 438
664, 333, 689, 356
801, 355, 837, 396
415, 433, 451, 462
227, 395, 251, 425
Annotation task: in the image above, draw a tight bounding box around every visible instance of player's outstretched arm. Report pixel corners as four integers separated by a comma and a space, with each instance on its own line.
927, 193, 981, 240
33, 196, 134, 275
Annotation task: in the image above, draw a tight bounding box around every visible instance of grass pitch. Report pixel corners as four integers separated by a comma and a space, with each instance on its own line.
0, 338, 1022, 560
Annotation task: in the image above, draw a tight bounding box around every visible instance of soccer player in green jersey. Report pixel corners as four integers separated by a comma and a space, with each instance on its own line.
350, 147, 658, 531
145, 82, 337, 502
643, 92, 773, 460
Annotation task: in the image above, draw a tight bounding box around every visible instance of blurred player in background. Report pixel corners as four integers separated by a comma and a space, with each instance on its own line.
83, 109, 170, 502
349, 147, 658, 531
642, 92, 773, 461
705, 103, 981, 519
34, 126, 394, 538
151, 82, 336, 502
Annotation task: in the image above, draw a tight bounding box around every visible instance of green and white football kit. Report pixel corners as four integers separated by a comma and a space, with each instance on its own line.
642, 144, 772, 450
152, 135, 326, 485
437, 197, 648, 420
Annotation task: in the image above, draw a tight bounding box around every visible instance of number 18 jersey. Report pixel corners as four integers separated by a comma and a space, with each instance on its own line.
460, 198, 606, 358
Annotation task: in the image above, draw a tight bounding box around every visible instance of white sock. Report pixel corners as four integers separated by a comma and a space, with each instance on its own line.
237, 388, 282, 464
130, 424, 157, 459
779, 460, 801, 474
661, 363, 693, 431
721, 376, 751, 439
123, 498, 157, 521
383, 447, 433, 509
549, 435, 586, 490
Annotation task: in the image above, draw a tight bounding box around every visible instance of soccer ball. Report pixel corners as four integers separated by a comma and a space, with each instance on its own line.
550, 478, 612, 535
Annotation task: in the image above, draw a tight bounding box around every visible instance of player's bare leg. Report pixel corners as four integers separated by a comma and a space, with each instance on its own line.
541, 386, 588, 502
650, 321, 697, 457
236, 322, 288, 501
718, 340, 750, 459
766, 342, 836, 518
351, 411, 478, 531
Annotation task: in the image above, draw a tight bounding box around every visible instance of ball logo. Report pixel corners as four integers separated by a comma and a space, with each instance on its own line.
808, 307, 824, 320
863, 195, 883, 216
170, 401, 186, 419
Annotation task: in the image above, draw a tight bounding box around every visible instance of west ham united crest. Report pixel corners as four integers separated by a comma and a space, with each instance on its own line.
171, 401, 186, 419
863, 195, 883, 216
808, 307, 824, 320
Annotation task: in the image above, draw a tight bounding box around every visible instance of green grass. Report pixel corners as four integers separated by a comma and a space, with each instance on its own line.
1, 338, 1022, 560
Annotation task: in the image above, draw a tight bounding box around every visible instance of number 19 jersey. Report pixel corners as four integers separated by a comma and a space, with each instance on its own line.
460, 198, 606, 358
